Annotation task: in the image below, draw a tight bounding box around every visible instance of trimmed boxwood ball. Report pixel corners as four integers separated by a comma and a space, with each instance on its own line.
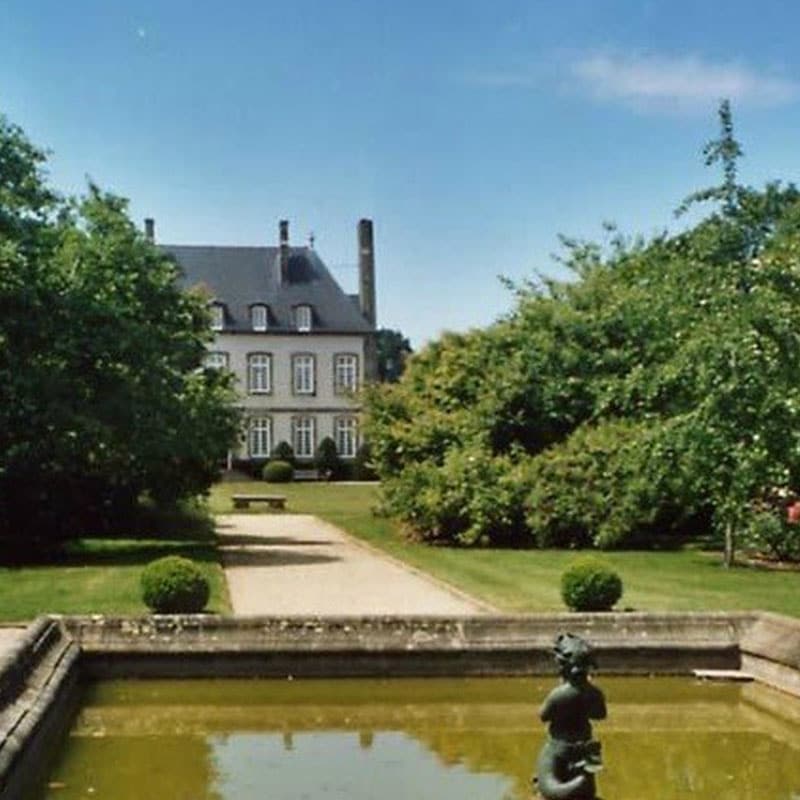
561, 557, 623, 612
262, 460, 293, 483
141, 555, 210, 613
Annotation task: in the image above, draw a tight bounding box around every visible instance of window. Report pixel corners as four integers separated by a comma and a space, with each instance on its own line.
249, 416, 272, 458
334, 417, 358, 458
251, 304, 268, 331
334, 353, 359, 393
294, 304, 312, 331
247, 353, 272, 394
292, 416, 315, 459
292, 353, 315, 394
204, 351, 229, 369
210, 303, 224, 331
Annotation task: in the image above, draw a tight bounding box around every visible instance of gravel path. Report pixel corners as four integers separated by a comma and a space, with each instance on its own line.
0, 626, 25, 654
217, 514, 490, 616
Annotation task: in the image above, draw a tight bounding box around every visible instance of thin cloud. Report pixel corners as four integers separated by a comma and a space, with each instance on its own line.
572, 53, 798, 111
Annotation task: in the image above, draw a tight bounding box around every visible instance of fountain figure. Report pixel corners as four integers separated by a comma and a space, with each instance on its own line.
534, 633, 606, 800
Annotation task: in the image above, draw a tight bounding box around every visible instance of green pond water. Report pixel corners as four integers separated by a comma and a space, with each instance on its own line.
38, 676, 800, 800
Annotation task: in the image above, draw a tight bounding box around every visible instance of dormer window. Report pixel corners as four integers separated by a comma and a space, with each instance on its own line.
294, 304, 312, 332
251, 304, 268, 332
210, 303, 225, 331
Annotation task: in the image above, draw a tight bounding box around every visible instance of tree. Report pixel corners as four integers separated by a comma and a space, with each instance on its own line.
375, 328, 413, 382
0, 113, 240, 547
363, 101, 800, 561
315, 436, 342, 479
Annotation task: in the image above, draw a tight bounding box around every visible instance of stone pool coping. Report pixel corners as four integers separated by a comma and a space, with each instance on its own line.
3, 610, 800, 798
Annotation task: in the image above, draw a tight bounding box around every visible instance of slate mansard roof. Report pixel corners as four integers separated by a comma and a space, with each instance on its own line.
162, 244, 373, 334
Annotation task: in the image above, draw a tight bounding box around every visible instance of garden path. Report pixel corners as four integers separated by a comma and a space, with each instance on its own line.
217, 514, 491, 615
0, 627, 25, 655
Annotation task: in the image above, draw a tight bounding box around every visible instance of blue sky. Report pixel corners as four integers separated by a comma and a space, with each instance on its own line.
3, 1, 800, 346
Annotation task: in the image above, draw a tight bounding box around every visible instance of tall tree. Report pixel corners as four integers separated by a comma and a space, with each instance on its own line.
0, 114, 240, 547
364, 102, 800, 562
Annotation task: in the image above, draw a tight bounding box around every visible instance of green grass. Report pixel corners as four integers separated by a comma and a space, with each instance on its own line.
6, 479, 796, 622
209, 480, 378, 518
0, 536, 229, 622
211, 481, 800, 617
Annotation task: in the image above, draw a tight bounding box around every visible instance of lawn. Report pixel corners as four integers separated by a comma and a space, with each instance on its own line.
0, 533, 230, 622
5, 479, 797, 622
211, 481, 800, 617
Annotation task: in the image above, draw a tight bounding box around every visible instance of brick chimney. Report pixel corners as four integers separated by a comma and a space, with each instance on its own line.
144, 217, 155, 242
279, 219, 290, 284
358, 218, 376, 327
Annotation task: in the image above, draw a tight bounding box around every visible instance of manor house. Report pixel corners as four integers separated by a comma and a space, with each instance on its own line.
146, 218, 377, 467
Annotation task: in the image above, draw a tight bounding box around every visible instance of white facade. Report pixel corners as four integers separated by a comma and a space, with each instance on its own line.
161, 217, 377, 465
208, 332, 364, 461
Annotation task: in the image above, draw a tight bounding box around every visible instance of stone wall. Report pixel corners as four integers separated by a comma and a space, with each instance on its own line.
0, 618, 80, 800
63, 612, 753, 679
740, 612, 800, 697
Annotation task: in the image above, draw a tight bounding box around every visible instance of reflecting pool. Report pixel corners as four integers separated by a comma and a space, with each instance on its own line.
39, 677, 800, 799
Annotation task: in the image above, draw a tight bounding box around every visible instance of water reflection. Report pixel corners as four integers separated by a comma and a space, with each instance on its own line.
39, 677, 800, 800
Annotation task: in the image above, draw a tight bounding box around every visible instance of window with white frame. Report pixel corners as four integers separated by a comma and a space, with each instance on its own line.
292, 416, 315, 459
292, 353, 315, 394
251, 304, 268, 331
334, 417, 358, 458
334, 353, 359, 393
294, 304, 312, 331
247, 353, 272, 393
204, 351, 229, 370
210, 303, 224, 331
249, 416, 272, 458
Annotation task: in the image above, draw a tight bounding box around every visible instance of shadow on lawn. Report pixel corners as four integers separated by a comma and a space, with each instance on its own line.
60, 540, 219, 567
0, 501, 219, 567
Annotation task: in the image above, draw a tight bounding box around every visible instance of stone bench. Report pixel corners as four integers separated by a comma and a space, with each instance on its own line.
293, 469, 320, 481
232, 494, 287, 510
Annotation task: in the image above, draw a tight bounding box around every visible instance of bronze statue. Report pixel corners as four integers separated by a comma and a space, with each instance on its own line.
534, 633, 607, 800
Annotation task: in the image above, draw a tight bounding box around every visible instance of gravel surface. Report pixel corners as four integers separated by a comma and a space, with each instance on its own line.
217, 514, 490, 616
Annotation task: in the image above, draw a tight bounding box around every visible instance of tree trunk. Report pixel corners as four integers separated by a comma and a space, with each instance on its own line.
723, 521, 735, 568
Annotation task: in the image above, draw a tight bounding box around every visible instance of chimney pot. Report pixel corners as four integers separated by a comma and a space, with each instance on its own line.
144, 218, 155, 242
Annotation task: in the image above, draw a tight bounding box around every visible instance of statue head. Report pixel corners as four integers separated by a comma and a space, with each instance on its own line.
553, 633, 596, 685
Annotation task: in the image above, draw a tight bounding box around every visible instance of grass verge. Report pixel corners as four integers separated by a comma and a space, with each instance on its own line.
211, 481, 800, 617
0, 504, 230, 621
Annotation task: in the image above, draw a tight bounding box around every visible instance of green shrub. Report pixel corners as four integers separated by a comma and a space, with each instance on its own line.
525, 420, 695, 549
381, 446, 531, 545
141, 556, 210, 613
561, 557, 623, 612
744, 509, 800, 562
271, 440, 295, 465
262, 460, 294, 483
315, 437, 342, 479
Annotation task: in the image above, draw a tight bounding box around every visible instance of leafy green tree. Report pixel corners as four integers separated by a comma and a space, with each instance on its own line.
364, 101, 800, 560
0, 113, 240, 547
375, 327, 413, 382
